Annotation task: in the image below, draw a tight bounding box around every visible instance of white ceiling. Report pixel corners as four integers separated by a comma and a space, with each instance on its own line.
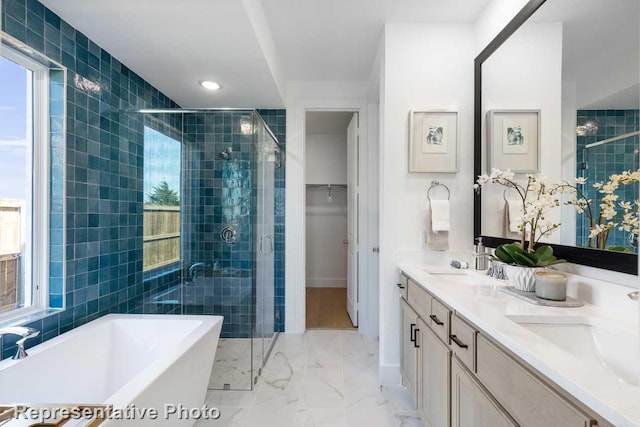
532, 0, 640, 109
262, 0, 491, 82
39, 0, 491, 108
306, 111, 354, 134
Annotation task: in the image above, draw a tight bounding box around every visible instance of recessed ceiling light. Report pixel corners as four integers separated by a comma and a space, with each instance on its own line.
200, 81, 221, 90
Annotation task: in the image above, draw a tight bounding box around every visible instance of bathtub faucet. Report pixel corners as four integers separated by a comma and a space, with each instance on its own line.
0, 326, 40, 359
188, 262, 206, 281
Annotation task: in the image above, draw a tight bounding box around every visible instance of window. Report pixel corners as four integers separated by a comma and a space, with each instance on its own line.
143, 126, 181, 272
0, 46, 50, 319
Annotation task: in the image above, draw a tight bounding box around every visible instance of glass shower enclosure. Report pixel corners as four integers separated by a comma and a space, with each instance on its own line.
134, 109, 281, 390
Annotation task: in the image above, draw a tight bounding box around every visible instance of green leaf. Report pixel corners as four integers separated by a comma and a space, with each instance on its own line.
512, 252, 536, 267
534, 246, 554, 262
502, 243, 526, 260
494, 245, 515, 263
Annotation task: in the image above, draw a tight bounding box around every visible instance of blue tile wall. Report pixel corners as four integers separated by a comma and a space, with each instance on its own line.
576, 110, 639, 252
182, 112, 255, 272
1, 0, 181, 359
178, 111, 286, 338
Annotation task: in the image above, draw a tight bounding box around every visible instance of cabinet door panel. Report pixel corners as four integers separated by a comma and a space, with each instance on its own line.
400, 298, 419, 404
477, 335, 595, 427
452, 356, 518, 427
418, 318, 451, 427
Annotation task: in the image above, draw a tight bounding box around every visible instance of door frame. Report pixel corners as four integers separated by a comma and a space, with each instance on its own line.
285, 97, 379, 336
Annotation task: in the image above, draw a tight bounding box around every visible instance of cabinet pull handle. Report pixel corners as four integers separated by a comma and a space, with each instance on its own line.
430, 314, 444, 326
413, 329, 420, 348
397, 283, 405, 289
450, 334, 468, 349
410, 323, 416, 342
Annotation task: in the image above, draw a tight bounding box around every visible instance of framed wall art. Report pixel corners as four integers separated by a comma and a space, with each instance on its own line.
487, 109, 540, 173
409, 110, 458, 173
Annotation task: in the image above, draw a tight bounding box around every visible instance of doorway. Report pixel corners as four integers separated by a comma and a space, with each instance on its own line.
305, 111, 359, 329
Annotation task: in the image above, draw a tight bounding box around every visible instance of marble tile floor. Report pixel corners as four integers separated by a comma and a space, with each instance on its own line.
199, 330, 422, 427
209, 338, 275, 390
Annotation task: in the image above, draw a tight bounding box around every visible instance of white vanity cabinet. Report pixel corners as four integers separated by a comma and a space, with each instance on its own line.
399, 275, 451, 427
451, 355, 517, 427
400, 296, 420, 404
418, 317, 451, 427
398, 271, 613, 427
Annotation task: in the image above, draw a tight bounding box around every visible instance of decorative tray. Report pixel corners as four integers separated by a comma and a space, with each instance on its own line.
501, 286, 585, 307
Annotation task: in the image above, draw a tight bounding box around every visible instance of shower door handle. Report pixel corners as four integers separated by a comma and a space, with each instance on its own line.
259, 235, 274, 255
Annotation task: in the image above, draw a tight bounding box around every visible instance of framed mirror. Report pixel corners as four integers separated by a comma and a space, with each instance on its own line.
474, 0, 639, 274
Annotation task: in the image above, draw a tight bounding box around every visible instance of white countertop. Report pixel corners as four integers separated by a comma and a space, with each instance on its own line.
398, 262, 640, 427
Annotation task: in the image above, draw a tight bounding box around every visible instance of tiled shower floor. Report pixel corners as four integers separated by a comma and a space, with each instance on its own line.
209, 337, 275, 390
200, 330, 421, 427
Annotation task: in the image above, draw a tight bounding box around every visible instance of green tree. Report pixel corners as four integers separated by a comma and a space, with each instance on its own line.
146, 180, 180, 205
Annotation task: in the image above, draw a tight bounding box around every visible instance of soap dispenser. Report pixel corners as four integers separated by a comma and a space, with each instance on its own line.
474, 237, 488, 270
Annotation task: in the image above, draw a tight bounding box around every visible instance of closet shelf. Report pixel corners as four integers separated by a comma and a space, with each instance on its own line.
306, 184, 347, 188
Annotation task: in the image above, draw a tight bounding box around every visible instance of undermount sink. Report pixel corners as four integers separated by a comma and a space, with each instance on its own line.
426, 271, 503, 287
507, 315, 640, 386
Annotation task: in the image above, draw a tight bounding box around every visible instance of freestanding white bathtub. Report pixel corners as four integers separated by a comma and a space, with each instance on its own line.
0, 314, 223, 426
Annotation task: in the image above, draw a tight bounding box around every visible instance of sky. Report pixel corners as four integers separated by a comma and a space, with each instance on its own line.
0, 55, 29, 201
143, 126, 181, 200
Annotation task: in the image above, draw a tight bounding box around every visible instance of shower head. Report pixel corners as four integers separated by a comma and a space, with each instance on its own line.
219, 147, 233, 160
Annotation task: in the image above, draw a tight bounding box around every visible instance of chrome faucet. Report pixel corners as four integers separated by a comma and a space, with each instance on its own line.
628, 291, 640, 301
188, 262, 206, 281
472, 252, 506, 280
0, 326, 40, 359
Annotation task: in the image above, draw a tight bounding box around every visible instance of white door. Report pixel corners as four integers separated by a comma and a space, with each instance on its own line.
347, 113, 359, 327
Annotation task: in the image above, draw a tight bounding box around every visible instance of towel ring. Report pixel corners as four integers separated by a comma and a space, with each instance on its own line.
427, 181, 451, 202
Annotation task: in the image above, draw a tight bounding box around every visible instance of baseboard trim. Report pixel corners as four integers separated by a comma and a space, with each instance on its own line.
379, 364, 402, 385
305, 278, 347, 288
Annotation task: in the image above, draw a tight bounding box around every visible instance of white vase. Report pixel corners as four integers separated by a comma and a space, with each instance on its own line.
503, 265, 542, 292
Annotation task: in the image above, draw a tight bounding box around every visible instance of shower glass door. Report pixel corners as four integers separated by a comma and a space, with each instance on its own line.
137, 109, 280, 391
253, 113, 279, 377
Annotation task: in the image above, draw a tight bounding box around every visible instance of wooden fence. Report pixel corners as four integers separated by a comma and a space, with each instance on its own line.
0, 200, 22, 312
143, 204, 180, 271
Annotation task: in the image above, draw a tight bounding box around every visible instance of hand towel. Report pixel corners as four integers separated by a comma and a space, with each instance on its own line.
430, 200, 450, 232
507, 200, 522, 233
427, 204, 449, 251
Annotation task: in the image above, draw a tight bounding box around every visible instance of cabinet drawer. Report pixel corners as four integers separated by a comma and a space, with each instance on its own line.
450, 314, 476, 372
408, 279, 432, 320
398, 273, 409, 300
477, 335, 597, 427
429, 297, 451, 344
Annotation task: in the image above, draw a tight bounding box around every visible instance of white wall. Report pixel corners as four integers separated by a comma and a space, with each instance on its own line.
305, 188, 348, 287
474, 0, 529, 55
305, 131, 348, 287
480, 23, 564, 242
306, 134, 348, 184
378, 22, 475, 384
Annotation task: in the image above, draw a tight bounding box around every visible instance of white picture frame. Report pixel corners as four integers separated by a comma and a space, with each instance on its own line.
409, 110, 458, 173
487, 110, 540, 173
